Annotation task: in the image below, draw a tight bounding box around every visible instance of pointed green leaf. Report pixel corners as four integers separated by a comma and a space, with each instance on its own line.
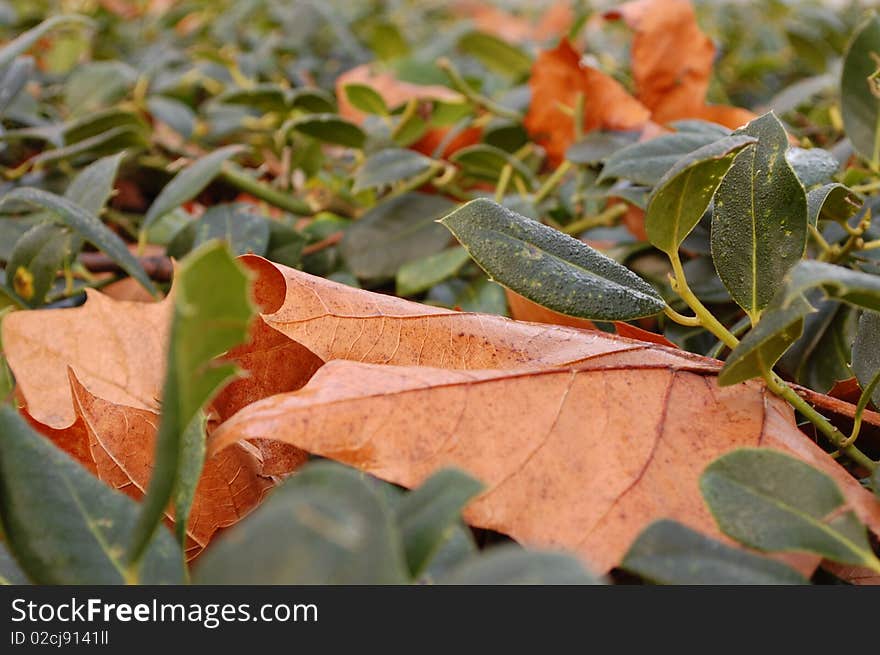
646, 134, 756, 254
0, 406, 184, 584
853, 310, 880, 407
64, 152, 125, 217
786, 147, 838, 188
622, 520, 807, 585
807, 183, 861, 226
450, 144, 537, 189
0, 56, 34, 117
396, 246, 471, 296
353, 148, 434, 193
33, 125, 146, 168
712, 112, 807, 318
783, 260, 880, 312
174, 411, 207, 548
441, 198, 666, 321
440, 545, 600, 585
841, 14, 880, 165
192, 202, 271, 256
194, 461, 409, 584
395, 468, 483, 577
565, 130, 639, 165
0, 188, 156, 296
0, 15, 92, 69
701, 449, 880, 570
127, 242, 254, 567
457, 31, 532, 78
7, 223, 73, 306
143, 145, 244, 230
289, 113, 365, 148
599, 131, 724, 186
343, 83, 389, 116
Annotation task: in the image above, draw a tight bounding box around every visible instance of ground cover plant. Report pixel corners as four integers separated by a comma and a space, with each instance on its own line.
1, 0, 880, 585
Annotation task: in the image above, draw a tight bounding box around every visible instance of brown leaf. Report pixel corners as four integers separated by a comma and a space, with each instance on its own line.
505, 288, 596, 331
613, 322, 679, 349
524, 39, 651, 163
209, 358, 880, 575
454, 1, 574, 43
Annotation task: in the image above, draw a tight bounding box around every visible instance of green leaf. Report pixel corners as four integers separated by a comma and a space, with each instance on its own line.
64, 152, 125, 217
340, 192, 455, 281
7, 223, 73, 306
146, 96, 196, 139
782, 260, 880, 312
265, 220, 307, 268
353, 148, 434, 193
127, 242, 253, 569
0, 56, 35, 117
396, 246, 471, 296
712, 112, 807, 319
194, 461, 409, 584
143, 145, 243, 231
440, 545, 600, 584
216, 84, 290, 113
417, 524, 477, 583
0, 15, 92, 70
64, 61, 136, 116
669, 120, 732, 138
62, 107, 146, 145
719, 294, 812, 386
566, 130, 639, 165
599, 131, 724, 186
853, 310, 880, 407
193, 202, 270, 256
394, 468, 483, 577
441, 198, 666, 321
0, 405, 184, 584
457, 31, 532, 78
174, 411, 207, 549
33, 125, 146, 168
841, 14, 880, 165
450, 144, 536, 189
0, 188, 157, 296
289, 113, 365, 148
289, 88, 336, 114
621, 520, 807, 585
806, 183, 861, 226
701, 448, 880, 570
427, 277, 507, 314
343, 83, 389, 116
786, 147, 838, 188
646, 134, 756, 254
0, 541, 29, 585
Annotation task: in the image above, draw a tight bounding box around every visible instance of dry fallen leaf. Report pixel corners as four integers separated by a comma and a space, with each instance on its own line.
524, 39, 651, 163
505, 288, 597, 331
209, 358, 880, 575
454, 0, 574, 43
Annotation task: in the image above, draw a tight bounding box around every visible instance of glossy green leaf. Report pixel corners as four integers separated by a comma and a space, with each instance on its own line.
289, 113, 365, 148
0, 188, 156, 296
0, 14, 92, 69
64, 152, 125, 217
394, 468, 483, 577
127, 242, 253, 568
853, 310, 880, 407
712, 112, 807, 318
441, 198, 666, 321
786, 147, 838, 188
353, 148, 434, 193
340, 192, 455, 280
702, 449, 880, 570
599, 131, 723, 186
646, 134, 756, 254
457, 31, 532, 78
143, 145, 244, 230
440, 546, 600, 585
7, 223, 73, 306
194, 461, 409, 584
0, 405, 184, 584
806, 183, 861, 226
841, 14, 880, 165
343, 83, 389, 116
621, 520, 807, 585
566, 130, 639, 165
450, 144, 536, 189
192, 202, 270, 256
396, 246, 470, 296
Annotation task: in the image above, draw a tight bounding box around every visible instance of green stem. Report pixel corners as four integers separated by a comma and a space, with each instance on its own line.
436, 58, 523, 121
391, 161, 445, 197
669, 252, 739, 350
841, 368, 880, 450
707, 314, 752, 359
534, 160, 573, 205
861, 238, 880, 250
663, 305, 702, 327
220, 164, 313, 215
562, 203, 626, 235
495, 164, 513, 202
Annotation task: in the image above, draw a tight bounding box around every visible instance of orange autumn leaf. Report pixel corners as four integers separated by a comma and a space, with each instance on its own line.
524, 39, 651, 163
505, 288, 597, 331
454, 1, 574, 43
614, 321, 679, 349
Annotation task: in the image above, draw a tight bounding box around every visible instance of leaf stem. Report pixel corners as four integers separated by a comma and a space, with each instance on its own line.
436, 58, 523, 121
219, 164, 313, 215
663, 305, 702, 327
495, 163, 513, 202
534, 160, 573, 205
668, 252, 739, 350
839, 368, 880, 451
561, 203, 627, 235
391, 161, 446, 198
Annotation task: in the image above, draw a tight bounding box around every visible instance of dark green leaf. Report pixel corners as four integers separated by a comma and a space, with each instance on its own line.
621, 520, 807, 585
34, 125, 146, 168
174, 412, 207, 548
0, 541, 29, 585
62, 107, 146, 145
341, 192, 455, 280
0, 405, 184, 584
440, 545, 600, 584
786, 147, 838, 188
807, 183, 861, 226
289, 88, 336, 114
450, 144, 536, 189
841, 14, 880, 165
669, 120, 732, 137
599, 132, 723, 186
566, 130, 639, 165
147, 96, 196, 139
395, 468, 483, 577
0, 188, 156, 295
343, 83, 389, 116
64, 61, 136, 116
701, 448, 880, 569
193, 202, 270, 256
216, 84, 290, 113
396, 247, 470, 296
7, 223, 73, 306
441, 198, 666, 320
853, 310, 880, 407
457, 31, 532, 78
143, 145, 244, 230
353, 148, 434, 193
64, 152, 125, 217
712, 112, 807, 319
646, 134, 756, 254
0, 56, 34, 116
194, 461, 409, 584
127, 243, 253, 568
289, 113, 365, 148
426, 277, 507, 314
